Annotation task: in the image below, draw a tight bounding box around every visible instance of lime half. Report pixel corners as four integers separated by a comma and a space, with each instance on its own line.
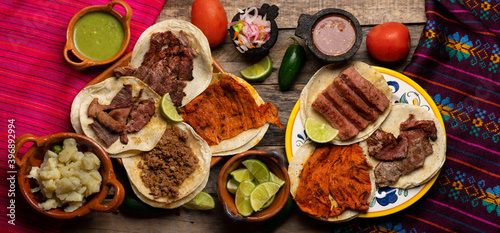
230, 168, 254, 183
160, 93, 183, 122
235, 181, 256, 216
242, 159, 270, 184
183, 191, 215, 210
250, 182, 281, 212
304, 117, 339, 143
240, 56, 273, 82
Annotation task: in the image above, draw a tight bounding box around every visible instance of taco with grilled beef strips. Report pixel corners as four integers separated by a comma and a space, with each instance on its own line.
359, 103, 446, 189
113, 19, 213, 107
180, 73, 285, 156
121, 122, 211, 208
300, 61, 392, 145
71, 76, 167, 157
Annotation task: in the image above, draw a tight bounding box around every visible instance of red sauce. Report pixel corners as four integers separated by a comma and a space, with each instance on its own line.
312, 14, 356, 56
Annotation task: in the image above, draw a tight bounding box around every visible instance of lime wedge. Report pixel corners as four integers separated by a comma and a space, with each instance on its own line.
226, 178, 240, 195
235, 181, 256, 216
240, 56, 273, 82
182, 191, 215, 210
304, 117, 339, 143
160, 93, 183, 122
260, 194, 275, 210
250, 182, 281, 212
242, 159, 270, 184
230, 168, 254, 183
269, 172, 285, 187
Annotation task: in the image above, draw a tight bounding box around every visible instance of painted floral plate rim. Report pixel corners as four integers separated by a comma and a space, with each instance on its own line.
285, 66, 446, 218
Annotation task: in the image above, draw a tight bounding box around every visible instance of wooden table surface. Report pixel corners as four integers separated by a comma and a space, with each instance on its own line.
62, 1, 426, 232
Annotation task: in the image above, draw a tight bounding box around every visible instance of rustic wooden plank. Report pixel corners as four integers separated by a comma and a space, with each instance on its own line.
158, 0, 425, 28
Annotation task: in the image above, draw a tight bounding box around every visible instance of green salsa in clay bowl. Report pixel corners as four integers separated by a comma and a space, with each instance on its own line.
64, 0, 132, 70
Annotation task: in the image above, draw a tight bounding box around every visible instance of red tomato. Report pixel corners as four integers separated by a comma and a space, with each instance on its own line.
366, 22, 411, 62
191, 0, 228, 47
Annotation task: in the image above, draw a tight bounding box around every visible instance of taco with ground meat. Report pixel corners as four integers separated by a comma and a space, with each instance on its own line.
359, 103, 446, 189
299, 61, 392, 145
113, 19, 213, 107
71, 76, 168, 156
288, 141, 376, 222
180, 72, 285, 156
121, 122, 211, 208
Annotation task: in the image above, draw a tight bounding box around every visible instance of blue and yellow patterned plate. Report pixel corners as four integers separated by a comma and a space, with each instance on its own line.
285, 66, 446, 218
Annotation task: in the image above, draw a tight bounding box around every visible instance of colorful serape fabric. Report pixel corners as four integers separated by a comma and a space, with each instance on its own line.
0, 0, 165, 232
402, 1, 500, 232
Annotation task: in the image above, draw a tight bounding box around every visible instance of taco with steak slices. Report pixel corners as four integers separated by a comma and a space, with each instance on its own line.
113, 19, 213, 107
288, 141, 376, 222
359, 103, 446, 189
71, 76, 167, 157
180, 73, 285, 156
300, 61, 392, 145
121, 122, 211, 208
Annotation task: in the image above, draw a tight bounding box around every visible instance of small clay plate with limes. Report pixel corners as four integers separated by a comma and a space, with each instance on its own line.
216, 150, 291, 222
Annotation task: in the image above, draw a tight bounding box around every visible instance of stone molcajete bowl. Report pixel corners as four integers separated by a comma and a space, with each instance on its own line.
295, 8, 362, 63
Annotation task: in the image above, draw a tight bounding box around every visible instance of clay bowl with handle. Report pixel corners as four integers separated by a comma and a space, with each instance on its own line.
13, 133, 125, 219
64, 0, 132, 70
217, 150, 290, 222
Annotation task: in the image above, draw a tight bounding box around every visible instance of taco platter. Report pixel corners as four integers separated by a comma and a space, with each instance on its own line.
287, 66, 446, 218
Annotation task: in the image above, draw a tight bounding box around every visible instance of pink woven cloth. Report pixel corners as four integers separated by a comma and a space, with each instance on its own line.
0, 0, 165, 232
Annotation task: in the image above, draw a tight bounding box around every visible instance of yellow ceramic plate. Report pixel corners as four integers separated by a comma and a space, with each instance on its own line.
285, 66, 446, 218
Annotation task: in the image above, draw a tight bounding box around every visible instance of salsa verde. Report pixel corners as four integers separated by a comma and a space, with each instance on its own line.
73, 11, 124, 61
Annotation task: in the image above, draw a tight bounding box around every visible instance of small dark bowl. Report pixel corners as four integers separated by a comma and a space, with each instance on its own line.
13, 133, 125, 219
295, 8, 362, 63
229, 4, 279, 56
216, 150, 290, 222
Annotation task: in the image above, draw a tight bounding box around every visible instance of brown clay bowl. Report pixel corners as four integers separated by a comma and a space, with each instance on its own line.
63, 0, 132, 70
13, 133, 125, 219
217, 150, 290, 222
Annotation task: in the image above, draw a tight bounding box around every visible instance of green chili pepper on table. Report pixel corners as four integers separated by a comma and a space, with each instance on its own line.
278, 37, 306, 91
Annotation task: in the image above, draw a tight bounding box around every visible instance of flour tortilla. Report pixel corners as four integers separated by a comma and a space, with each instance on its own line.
121, 122, 211, 207
288, 141, 376, 222
130, 19, 213, 107
198, 73, 270, 156
299, 61, 392, 145
75, 76, 168, 156
359, 103, 447, 189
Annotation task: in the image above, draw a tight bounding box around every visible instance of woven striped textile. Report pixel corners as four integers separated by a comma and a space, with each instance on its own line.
402, 1, 500, 232
0, 0, 165, 232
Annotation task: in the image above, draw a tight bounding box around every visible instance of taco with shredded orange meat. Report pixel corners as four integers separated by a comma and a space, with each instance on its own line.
180, 73, 285, 156
288, 142, 375, 222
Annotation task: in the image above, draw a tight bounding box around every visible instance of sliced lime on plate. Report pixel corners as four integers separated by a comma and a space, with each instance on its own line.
304, 117, 339, 143
269, 172, 285, 187
235, 180, 256, 216
242, 159, 270, 184
240, 56, 273, 82
160, 93, 183, 122
250, 181, 281, 212
230, 168, 254, 183
226, 178, 240, 195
